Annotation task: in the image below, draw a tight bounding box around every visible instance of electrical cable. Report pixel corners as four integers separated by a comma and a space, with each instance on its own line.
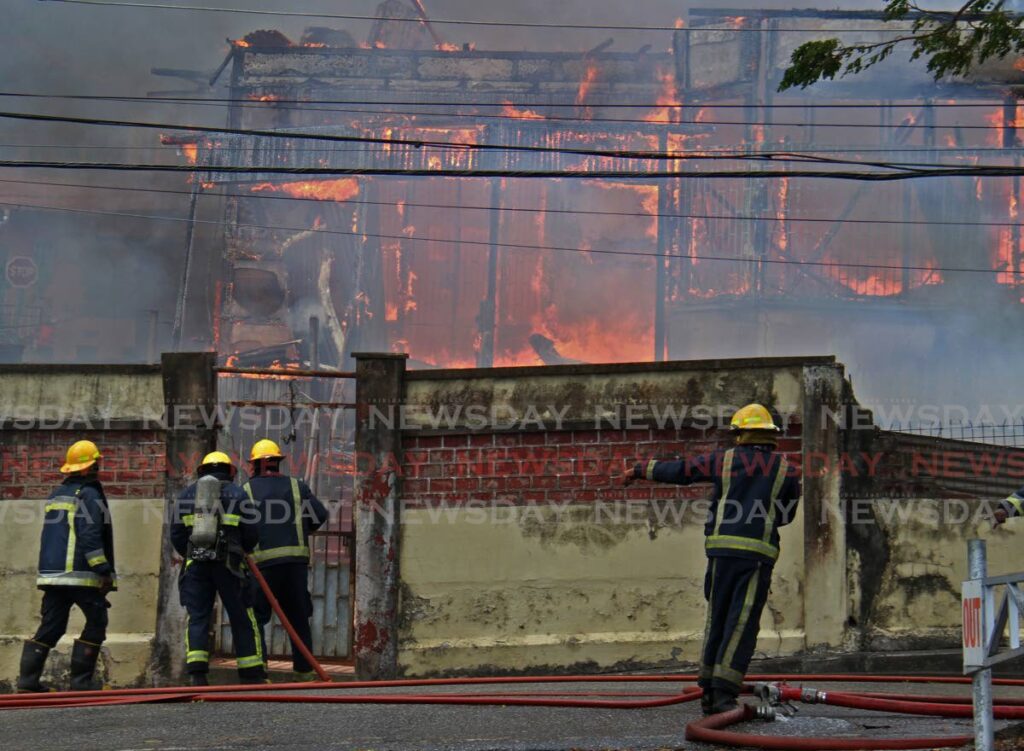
37, 0, 923, 34
7, 159, 1024, 180
2, 199, 1021, 277
4, 175, 1024, 230
2, 92, 1017, 110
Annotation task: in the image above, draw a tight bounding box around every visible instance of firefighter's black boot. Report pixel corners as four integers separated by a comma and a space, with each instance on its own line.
15, 640, 50, 693
189, 672, 209, 687
69, 639, 102, 691
238, 666, 269, 685
700, 688, 714, 716
710, 685, 739, 714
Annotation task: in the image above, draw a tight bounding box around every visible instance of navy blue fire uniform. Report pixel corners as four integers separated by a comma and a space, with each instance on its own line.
634, 443, 800, 711
244, 472, 328, 676
171, 470, 266, 683
22, 476, 116, 691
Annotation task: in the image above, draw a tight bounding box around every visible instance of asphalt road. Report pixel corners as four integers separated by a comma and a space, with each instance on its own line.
0, 680, 1017, 751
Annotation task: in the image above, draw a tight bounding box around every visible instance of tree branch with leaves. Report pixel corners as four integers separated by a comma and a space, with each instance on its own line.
778, 0, 1024, 91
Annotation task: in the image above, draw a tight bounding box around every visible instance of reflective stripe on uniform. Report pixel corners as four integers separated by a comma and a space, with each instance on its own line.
65, 506, 77, 573
186, 650, 210, 663
698, 558, 717, 682
290, 477, 304, 550
645, 459, 658, 481
247, 608, 263, 663
705, 535, 780, 561
713, 449, 735, 537
45, 502, 77, 513
250, 545, 310, 563
716, 563, 763, 685
712, 663, 746, 687
1006, 495, 1024, 517
182, 514, 195, 527
221, 513, 241, 526
86, 549, 108, 567
36, 572, 103, 588
762, 456, 789, 544
237, 654, 264, 669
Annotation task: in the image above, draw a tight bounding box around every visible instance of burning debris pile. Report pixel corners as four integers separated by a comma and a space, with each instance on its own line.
165, 6, 1024, 407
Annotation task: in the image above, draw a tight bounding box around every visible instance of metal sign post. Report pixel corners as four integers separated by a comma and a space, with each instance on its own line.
963, 538, 1024, 751
965, 539, 994, 751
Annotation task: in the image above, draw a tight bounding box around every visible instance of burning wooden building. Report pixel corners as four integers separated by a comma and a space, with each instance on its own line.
167, 6, 1024, 408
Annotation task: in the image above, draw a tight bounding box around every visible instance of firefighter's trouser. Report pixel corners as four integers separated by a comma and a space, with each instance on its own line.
252, 562, 314, 673
179, 561, 264, 676
33, 586, 108, 648
698, 556, 773, 697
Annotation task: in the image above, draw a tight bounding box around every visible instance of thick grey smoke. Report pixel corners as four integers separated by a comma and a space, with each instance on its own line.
1, 0, 1020, 438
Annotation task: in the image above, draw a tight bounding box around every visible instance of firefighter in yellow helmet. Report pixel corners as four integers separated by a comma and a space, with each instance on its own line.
622, 404, 800, 715
244, 439, 328, 681
171, 451, 265, 685
17, 440, 115, 692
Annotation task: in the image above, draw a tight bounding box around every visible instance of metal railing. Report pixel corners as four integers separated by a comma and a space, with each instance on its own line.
885, 420, 1024, 448
962, 539, 1024, 751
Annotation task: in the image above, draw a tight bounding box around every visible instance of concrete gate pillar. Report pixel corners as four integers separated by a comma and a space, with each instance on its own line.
352, 353, 407, 679
150, 352, 217, 685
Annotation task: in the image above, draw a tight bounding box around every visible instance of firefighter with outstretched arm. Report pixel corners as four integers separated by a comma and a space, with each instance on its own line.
171, 451, 266, 685
17, 440, 115, 692
621, 404, 800, 715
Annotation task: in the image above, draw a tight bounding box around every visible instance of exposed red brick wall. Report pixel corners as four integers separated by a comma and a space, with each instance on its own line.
1, 429, 166, 500
402, 427, 803, 506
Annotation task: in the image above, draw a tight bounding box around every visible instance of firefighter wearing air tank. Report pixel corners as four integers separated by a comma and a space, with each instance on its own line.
17, 440, 115, 693
171, 451, 266, 686
622, 403, 800, 715
245, 439, 328, 681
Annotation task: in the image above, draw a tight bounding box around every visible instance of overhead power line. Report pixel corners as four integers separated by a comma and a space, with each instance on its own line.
0, 92, 1013, 110
0, 109, 890, 163
0, 105, 1017, 144
1, 199, 1013, 277
2, 175, 1023, 230
0, 111, 1016, 177
0, 140, 1019, 158
0, 94, 1016, 132
6, 159, 1022, 181
39, 0, 919, 33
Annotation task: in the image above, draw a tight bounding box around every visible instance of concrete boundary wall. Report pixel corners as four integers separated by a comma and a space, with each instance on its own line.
0, 364, 166, 690
353, 354, 846, 677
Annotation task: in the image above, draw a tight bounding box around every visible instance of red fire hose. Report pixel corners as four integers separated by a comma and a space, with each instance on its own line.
4, 669, 1024, 750
244, 554, 331, 682
685, 704, 974, 751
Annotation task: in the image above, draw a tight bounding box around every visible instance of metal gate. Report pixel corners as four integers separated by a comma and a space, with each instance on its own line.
214, 368, 356, 661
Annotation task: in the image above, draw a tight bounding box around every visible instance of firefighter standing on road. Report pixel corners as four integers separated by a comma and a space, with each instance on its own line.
171, 451, 266, 686
622, 404, 800, 715
16, 440, 115, 693
244, 439, 328, 681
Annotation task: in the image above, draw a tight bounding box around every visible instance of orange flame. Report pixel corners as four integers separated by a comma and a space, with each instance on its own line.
501, 101, 545, 120
644, 68, 680, 124
576, 64, 600, 114
181, 143, 198, 164
435, 42, 460, 52
232, 39, 250, 48
250, 178, 360, 202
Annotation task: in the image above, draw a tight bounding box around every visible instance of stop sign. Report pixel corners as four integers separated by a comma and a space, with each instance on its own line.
5, 257, 37, 288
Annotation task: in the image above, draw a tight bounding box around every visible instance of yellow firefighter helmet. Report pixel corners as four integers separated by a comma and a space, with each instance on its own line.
200, 451, 233, 468
249, 439, 284, 462
730, 403, 780, 432
60, 440, 102, 474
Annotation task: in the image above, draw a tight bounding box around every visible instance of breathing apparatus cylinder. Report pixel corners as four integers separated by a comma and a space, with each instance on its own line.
190, 474, 222, 559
